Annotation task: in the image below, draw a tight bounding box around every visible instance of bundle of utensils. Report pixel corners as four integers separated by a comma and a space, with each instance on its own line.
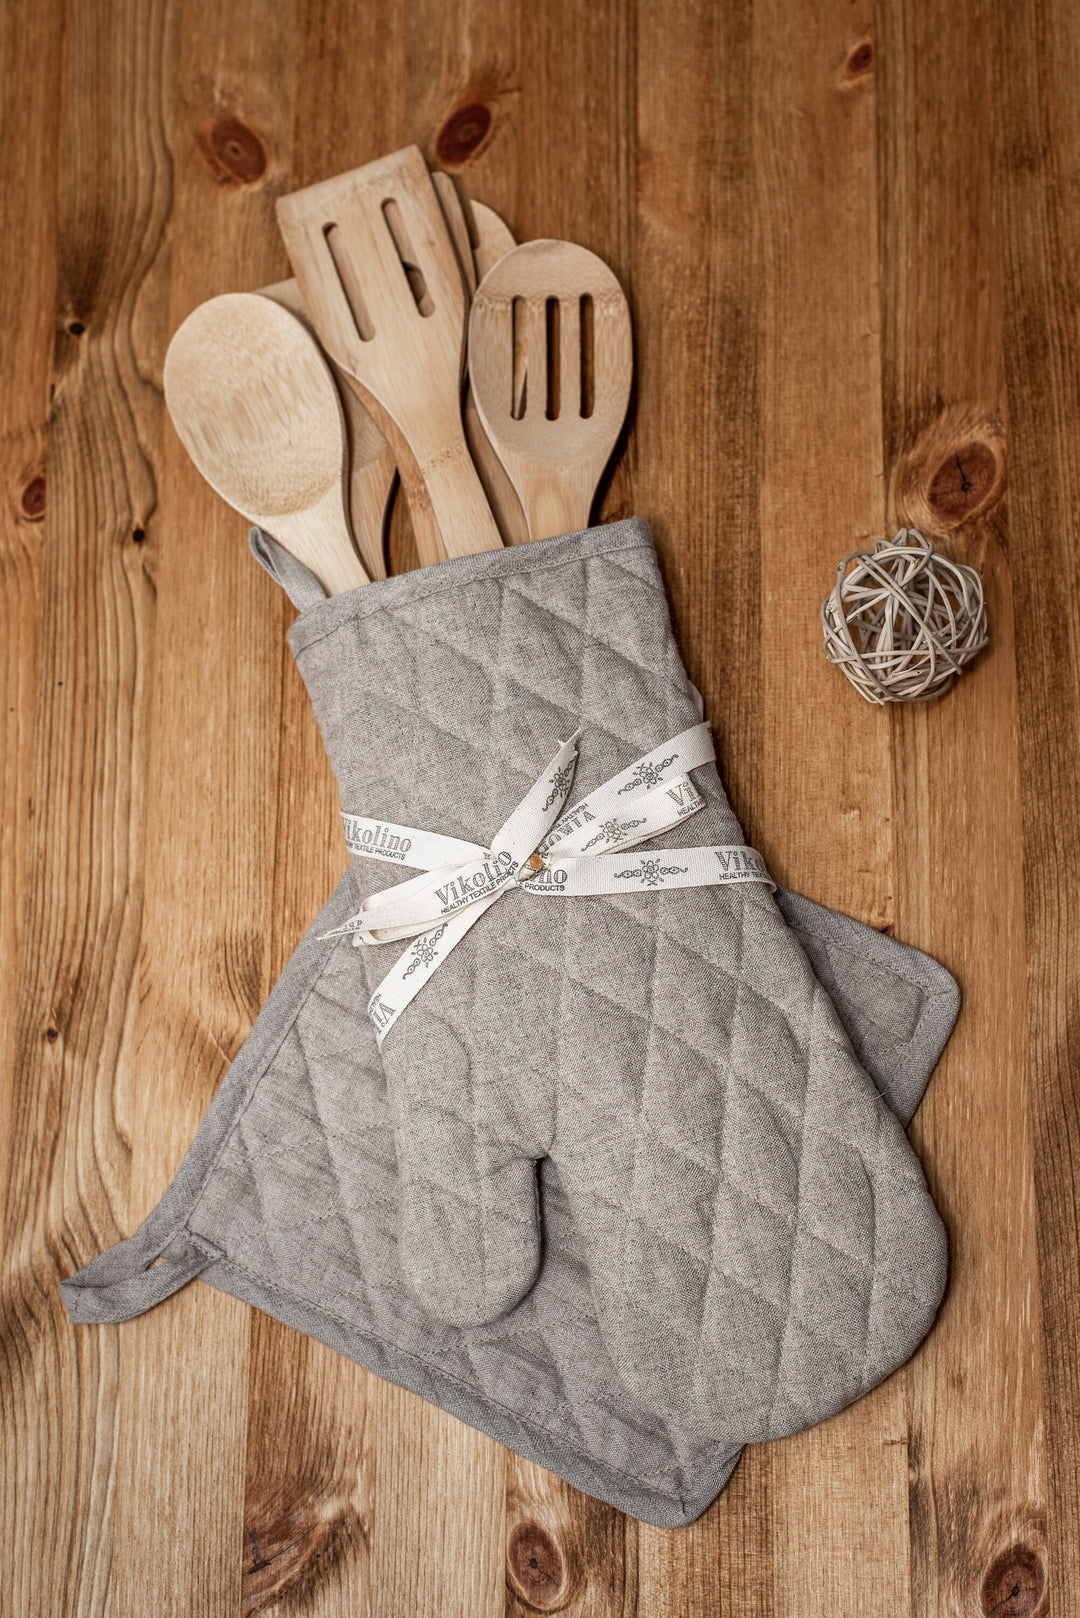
164, 144, 633, 591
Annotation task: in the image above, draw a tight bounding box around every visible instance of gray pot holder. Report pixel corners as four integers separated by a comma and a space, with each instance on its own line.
61, 520, 957, 1529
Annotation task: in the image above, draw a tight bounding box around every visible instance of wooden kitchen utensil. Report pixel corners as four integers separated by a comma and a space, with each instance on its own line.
163, 292, 369, 596
432, 180, 517, 299
258, 277, 394, 580
468, 239, 633, 542
430, 176, 528, 548
470, 202, 516, 281
275, 146, 503, 563
432, 171, 477, 297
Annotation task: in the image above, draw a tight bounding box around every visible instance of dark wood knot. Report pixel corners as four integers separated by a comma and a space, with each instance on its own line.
20, 474, 46, 520
845, 37, 874, 76
506, 1521, 566, 1608
927, 440, 1000, 522
435, 102, 493, 166
980, 1543, 1046, 1617
242, 1500, 347, 1616
199, 115, 268, 186
889, 409, 1006, 533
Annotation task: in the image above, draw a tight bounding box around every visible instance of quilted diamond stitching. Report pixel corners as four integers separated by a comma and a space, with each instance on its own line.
194, 960, 723, 1495
285, 528, 946, 1442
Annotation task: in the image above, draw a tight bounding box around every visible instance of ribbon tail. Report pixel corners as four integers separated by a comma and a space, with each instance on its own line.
521, 845, 775, 897
492, 731, 583, 868
366, 894, 499, 1046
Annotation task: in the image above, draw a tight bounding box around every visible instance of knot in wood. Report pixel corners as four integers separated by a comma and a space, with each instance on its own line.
200, 116, 268, 186
435, 102, 493, 165
821, 528, 988, 703
980, 1543, 1046, 1617
928, 440, 999, 522
845, 38, 874, 77
506, 1521, 566, 1608
20, 473, 46, 520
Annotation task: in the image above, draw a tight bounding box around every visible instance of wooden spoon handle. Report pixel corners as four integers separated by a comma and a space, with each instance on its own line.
516, 470, 595, 543
464, 387, 529, 546
345, 381, 444, 568
274, 481, 371, 594
256, 277, 392, 581
344, 374, 501, 562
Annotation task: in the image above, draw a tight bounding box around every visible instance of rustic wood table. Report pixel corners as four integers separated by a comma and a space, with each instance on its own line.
2, 0, 1077, 1613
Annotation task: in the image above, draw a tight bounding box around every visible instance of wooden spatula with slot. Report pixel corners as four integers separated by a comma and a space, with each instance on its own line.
468, 239, 633, 542
164, 292, 369, 596
276, 146, 503, 563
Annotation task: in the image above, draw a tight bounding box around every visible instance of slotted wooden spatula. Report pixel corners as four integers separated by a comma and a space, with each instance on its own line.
469, 239, 633, 542
164, 292, 369, 595
276, 146, 503, 563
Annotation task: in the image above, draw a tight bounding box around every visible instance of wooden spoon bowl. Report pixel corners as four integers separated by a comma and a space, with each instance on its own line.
164, 292, 369, 595
257, 277, 395, 580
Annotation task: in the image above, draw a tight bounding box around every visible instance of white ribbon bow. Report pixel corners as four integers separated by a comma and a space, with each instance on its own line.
323, 722, 774, 1044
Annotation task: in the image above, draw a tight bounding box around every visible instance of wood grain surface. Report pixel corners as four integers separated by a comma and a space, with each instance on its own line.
1, 0, 1075, 1613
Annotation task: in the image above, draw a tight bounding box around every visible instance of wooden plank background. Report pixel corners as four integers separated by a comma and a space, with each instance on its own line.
0, 0, 1076, 1611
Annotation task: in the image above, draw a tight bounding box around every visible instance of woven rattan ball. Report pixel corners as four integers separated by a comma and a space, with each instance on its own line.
821, 528, 988, 704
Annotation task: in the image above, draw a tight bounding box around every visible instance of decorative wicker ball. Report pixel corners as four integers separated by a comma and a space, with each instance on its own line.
821, 528, 988, 705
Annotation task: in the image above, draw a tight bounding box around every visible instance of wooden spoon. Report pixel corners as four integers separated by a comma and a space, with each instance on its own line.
163, 292, 369, 595
276, 146, 503, 563
468, 239, 633, 542
258, 277, 394, 580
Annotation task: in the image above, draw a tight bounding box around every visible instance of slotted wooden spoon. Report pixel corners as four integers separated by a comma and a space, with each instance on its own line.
163, 292, 369, 595
276, 146, 503, 563
258, 277, 394, 580
468, 239, 633, 542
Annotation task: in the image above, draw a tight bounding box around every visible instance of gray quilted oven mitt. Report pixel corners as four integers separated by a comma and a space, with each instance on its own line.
262, 517, 947, 1440
60, 519, 958, 1527
61, 866, 955, 1531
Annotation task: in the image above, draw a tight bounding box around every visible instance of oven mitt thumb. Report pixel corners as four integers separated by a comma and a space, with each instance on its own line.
251, 520, 947, 1440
